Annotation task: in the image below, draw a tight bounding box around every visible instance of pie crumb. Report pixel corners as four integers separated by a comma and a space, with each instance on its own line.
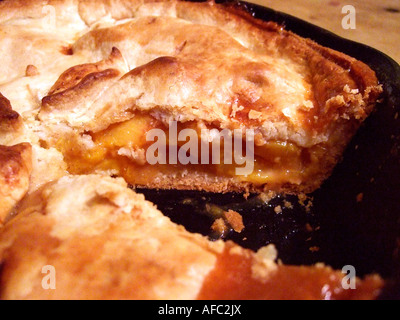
211, 218, 228, 236
224, 209, 244, 233
273, 205, 282, 214
283, 200, 293, 209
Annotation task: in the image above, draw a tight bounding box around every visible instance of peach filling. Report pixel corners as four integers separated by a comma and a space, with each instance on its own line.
54, 114, 324, 189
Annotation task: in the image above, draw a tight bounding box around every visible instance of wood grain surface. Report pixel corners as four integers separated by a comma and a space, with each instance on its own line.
247, 0, 400, 63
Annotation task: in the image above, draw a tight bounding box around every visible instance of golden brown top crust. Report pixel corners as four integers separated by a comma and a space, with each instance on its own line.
0, 93, 21, 131
40, 47, 128, 120
0, 174, 220, 299
0, 143, 32, 225
47, 47, 125, 96
0, 174, 383, 299
0, 0, 382, 147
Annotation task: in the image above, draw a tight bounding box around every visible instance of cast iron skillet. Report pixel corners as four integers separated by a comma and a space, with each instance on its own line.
137, 0, 400, 299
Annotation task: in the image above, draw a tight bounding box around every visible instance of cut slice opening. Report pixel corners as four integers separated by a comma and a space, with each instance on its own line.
51, 112, 329, 193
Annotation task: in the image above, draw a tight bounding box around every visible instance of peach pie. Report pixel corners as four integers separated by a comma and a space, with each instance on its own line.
0, 0, 383, 299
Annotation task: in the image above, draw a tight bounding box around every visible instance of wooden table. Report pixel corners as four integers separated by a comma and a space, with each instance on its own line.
247, 0, 400, 64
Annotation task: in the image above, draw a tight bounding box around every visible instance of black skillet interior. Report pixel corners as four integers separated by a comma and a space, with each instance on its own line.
136, 0, 400, 298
